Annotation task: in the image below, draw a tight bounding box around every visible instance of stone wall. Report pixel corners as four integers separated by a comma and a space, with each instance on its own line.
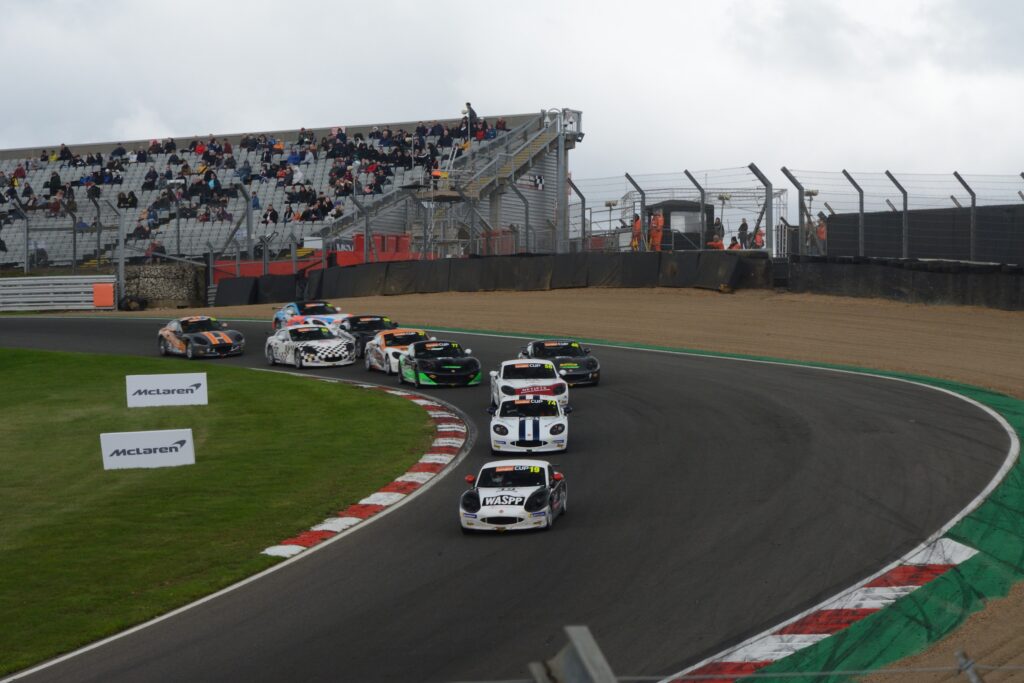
124, 263, 206, 309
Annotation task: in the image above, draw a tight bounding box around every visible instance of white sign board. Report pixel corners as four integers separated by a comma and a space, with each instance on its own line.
100, 429, 196, 470
126, 373, 208, 408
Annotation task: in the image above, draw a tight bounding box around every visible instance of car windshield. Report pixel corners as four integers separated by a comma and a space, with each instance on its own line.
499, 400, 559, 418
532, 341, 586, 358
502, 363, 556, 380
384, 331, 428, 347
415, 341, 463, 358
297, 302, 336, 315
289, 327, 335, 342
477, 464, 546, 488
348, 316, 391, 332
180, 318, 219, 333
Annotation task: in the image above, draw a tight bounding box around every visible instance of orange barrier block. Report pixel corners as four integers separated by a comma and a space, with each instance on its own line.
92, 283, 115, 308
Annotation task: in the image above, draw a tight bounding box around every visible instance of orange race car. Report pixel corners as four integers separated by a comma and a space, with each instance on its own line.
362, 327, 431, 375
157, 316, 246, 360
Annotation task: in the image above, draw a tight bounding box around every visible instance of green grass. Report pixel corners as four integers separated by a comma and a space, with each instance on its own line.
0, 349, 434, 675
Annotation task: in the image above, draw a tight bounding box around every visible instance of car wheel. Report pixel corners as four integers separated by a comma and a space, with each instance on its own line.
158, 338, 168, 356
364, 353, 373, 371
397, 364, 405, 385
294, 351, 304, 369
385, 359, 394, 376
413, 369, 421, 388
185, 342, 195, 360
543, 509, 554, 530
266, 347, 276, 365
561, 487, 568, 516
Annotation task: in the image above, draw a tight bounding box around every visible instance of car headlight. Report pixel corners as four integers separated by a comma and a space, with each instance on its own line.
551, 383, 566, 395
391, 351, 401, 359
587, 358, 598, 370
550, 423, 565, 435
523, 489, 549, 513
461, 490, 481, 513
492, 424, 508, 436
500, 385, 515, 395
559, 368, 567, 376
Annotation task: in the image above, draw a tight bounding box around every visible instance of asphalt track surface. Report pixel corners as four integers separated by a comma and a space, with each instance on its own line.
0, 317, 1012, 682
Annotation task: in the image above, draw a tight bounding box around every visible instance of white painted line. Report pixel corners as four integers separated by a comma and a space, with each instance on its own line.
906, 537, 978, 566
311, 517, 363, 533
420, 453, 455, 464
261, 545, 305, 559
411, 398, 441, 407
396, 472, 436, 485
715, 634, 830, 663
436, 423, 467, 433
822, 585, 919, 610
359, 491, 406, 507
385, 390, 412, 396
432, 437, 466, 449
428, 411, 458, 419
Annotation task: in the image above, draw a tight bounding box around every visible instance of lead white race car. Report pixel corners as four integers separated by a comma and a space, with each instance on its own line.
459, 459, 567, 533
488, 396, 571, 454
489, 359, 569, 407
265, 324, 357, 368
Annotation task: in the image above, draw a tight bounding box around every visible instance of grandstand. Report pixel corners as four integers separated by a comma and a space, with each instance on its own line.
0, 109, 582, 270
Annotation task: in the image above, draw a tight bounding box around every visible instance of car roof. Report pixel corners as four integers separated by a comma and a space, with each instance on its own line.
499, 358, 555, 367
535, 339, 577, 345
481, 458, 551, 470
412, 338, 454, 347
380, 328, 426, 337
283, 324, 330, 332
178, 315, 213, 322
499, 395, 558, 405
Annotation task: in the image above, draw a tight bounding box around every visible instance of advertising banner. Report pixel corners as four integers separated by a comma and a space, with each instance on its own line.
126, 373, 208, 408
100, 428, 196, 470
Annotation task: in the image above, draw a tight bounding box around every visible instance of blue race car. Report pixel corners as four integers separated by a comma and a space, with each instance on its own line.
271, 300, 347, 330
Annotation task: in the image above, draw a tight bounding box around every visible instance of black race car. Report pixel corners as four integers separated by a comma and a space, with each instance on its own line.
337, 314, 399, 357
397, 339, 482, 387
158, 316, 245, 359
517, 339, 600, 386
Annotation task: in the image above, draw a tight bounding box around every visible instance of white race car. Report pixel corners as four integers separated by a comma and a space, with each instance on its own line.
488, 396, 571, 454
489, 360, 569, 407
459, 459, 567, 533
364, 328, 431, 375
265, 324, 356, 368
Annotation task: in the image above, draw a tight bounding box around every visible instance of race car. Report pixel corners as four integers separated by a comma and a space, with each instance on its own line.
459, 459, 566, 533
488, 397, 571, 454
364, 328, 431, 375
336, 314, 399, 357
265, 324, 357, 368
518, 339, 600, 386
489, 359, 569, 407
157, 316, 245, 359
397, 339, 482, 387
271, 301, 347, 330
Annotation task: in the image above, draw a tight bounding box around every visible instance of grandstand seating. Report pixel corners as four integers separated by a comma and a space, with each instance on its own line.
0, 113, 548, 269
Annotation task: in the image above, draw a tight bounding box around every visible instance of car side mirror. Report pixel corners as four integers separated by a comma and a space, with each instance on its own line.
429, 336, 437, 341
464, 348, 472, 355
489, 370, 498, 379
221, 322, 229, 329
464, 474, 476, 486
564, 405, 574, 415
553, 472, 564, 482
583, 347, 591, 354
486, 406, 496, 415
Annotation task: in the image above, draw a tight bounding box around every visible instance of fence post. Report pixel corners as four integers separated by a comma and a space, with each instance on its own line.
841, 169, 865, 257
290, 233, 298, 273
956, 650, 985, 683
748, 163, 774, 255
509, 183, 531, 253
953, 171, 976, 261
530, 626, 617, 683
780, 167, 806, 255
683, 170, 706, 247
90, 197, 103, 269
624, 173, 646, 250
237, 183, 254, 260
567, 178, 586, 250
103, 199, 125, 302
11, 200, 30, 274
173, 193, 182, 257
885, 170, 909, 258
205, 242, 215, 289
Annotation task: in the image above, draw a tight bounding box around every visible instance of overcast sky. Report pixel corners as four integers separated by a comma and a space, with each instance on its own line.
3, 0, 1022, 184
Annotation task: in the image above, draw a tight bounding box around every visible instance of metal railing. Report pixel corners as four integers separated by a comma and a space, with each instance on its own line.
0, 274, 116, 311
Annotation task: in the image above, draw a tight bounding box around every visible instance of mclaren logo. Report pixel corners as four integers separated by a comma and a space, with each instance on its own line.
109, 439, 187, 457
132, 383, 202, 396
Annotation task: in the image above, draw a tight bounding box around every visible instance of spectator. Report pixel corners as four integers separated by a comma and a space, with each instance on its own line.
261, 204, 279, 225
753, 227, 765, 249
13, 163, 26, 180
712, 217, 723, 243
132, 222, 150, 240
649, 209, 664, 252
142, 166, 158, 191
197, 207, 211, 223
237, 159, 252, 183
111, 143, 127, 158
21, 181, 35, 198
495, 117, 508, 131
466, 102, 478, 131
706, 234, 724, 250
126, 191, 139, 208
727, 236, 741, 250
251, 193, 261, 211
630, 213, 643, 251
117, 191, 129, 208
814, 218, 827, 255
145, 238, 166, 263
738, 218, 749, 248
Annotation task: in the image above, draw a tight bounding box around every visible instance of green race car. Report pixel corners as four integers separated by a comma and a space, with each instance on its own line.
398, 339, 482, 388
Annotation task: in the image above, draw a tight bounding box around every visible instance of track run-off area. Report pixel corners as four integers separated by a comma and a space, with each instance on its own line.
0, 314, 1015, 683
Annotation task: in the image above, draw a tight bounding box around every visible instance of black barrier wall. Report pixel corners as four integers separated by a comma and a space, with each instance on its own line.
216, 253, 779, 305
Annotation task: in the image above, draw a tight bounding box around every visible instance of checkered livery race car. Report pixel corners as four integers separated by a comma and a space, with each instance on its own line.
158, 316, 245, 359
518, 339, 600, 386
364, 328, 431, 375
397, 340, 482, 387
272, 301, 347, 330
265, 324, 356, 368
488, 396, 570, 454
459, 459, 567, 533
489, 360, 569, 407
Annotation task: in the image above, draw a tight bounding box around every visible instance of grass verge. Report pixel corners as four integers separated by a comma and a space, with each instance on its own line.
0, 349, 434, 675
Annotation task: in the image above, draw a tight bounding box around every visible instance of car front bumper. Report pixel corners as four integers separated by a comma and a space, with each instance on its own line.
460, 507, 551, 532
490, 436, 567, 453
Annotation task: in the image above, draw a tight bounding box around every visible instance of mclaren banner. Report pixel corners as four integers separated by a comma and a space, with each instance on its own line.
126, 373, 208, 408
101, 428, 196, 470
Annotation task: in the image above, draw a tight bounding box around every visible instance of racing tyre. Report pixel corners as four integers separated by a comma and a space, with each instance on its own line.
294, 351, 304, 369
158, 339, 169, 356
384, 360, 394, 377
185, 342, 195, 360
266, 347, 276, 365
413, 370, 421, 389
364, 354, 373, 371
